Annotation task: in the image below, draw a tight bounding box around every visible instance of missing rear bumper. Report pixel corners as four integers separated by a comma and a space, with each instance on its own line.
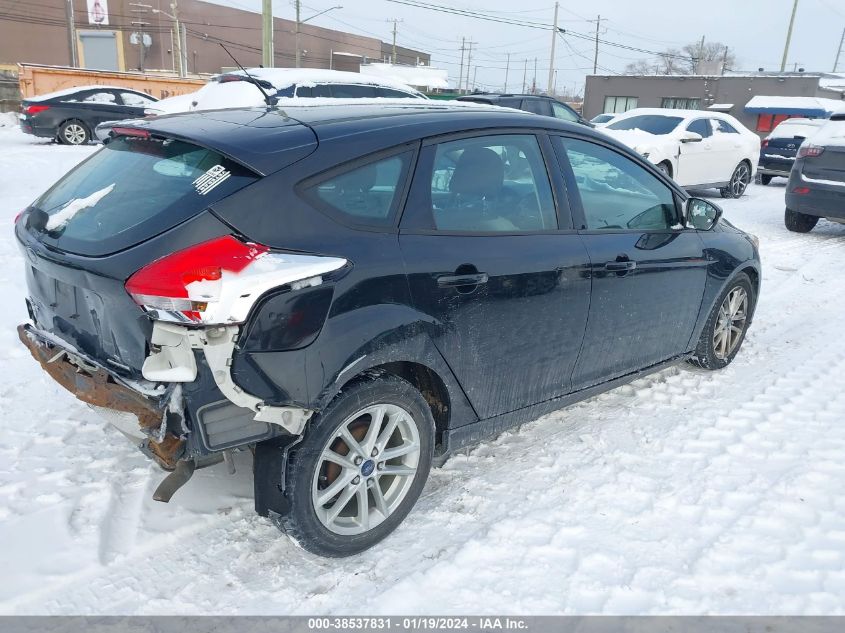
17, 323, 185, 469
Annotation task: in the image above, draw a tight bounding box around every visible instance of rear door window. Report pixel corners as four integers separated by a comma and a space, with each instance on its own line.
119, 91, 155, 106
28, 136, 258, 255
302, 151, 414, 227
377, 88, 416, 98
330, 84, 378, 98
520, 99, 551, 116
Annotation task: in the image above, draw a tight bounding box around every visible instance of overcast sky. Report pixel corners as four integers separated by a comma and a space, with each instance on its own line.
211, 0, 845, 94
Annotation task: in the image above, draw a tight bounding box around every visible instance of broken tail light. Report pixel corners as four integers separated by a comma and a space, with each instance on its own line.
125, 235, 348, 325
125, 236, 269, 323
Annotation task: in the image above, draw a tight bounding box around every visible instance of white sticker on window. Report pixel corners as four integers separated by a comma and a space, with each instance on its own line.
193, 164, 231, 195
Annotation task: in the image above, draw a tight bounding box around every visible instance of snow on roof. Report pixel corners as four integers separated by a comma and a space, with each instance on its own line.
27, 85, 143, 102
222, 68, 423, 94
359, 63, 449, 90
808, 118, 845, 147
745, 95, 845, 116
708, 103, 734, 110
613, 107, 737, 121
818, 73, 845, 92
767, 117, 826, 139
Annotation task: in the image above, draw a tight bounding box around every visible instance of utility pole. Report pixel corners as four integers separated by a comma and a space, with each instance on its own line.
532, 57, 537, 94
522, 58, 527, 92
696, 35, 705, 74
721, 45, 729, 74
465, 40, 475, 94
458, 37, 465, 94
388, 18, 402, 64
129, 3, 151, 71
834, 27, 845, 72
295, 0, 302, 68
65, 0, 78, 67
172, 0, 184, 76
504, 52, 510, 92
262, 0, 273, 67
547, 1, 558, 93
472, 66, 477, 92
590, 14, 605, 74
781, 0, 799, 72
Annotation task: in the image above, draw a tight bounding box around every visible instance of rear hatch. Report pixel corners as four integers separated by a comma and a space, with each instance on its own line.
16, 109, 317, 377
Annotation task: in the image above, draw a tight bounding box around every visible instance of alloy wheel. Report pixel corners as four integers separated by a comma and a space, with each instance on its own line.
312, 403, 420, 536
730, 163, 750, 198
713, 286, 748, 360
63, 123, 87, 145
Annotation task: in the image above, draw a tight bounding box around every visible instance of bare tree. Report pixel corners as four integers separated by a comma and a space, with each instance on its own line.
623, 40, 736, 75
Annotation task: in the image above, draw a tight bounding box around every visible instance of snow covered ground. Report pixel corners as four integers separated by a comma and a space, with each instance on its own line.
1, 123, 845, 615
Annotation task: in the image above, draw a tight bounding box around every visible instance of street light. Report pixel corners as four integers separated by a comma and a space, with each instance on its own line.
295, 3, 343, 68
152, 2, 186, 77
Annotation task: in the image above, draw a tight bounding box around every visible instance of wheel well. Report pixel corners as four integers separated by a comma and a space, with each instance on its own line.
739, 266, 760, 312
365, 361, 451, 448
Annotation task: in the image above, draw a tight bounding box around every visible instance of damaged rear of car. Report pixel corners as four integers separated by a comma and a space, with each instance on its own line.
15, 109, 338, 495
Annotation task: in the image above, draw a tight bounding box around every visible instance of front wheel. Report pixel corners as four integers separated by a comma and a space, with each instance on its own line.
278, 374, 434, 557
785, 207, 819, 233
688, 273, 753, 370
720, 162, 751, 198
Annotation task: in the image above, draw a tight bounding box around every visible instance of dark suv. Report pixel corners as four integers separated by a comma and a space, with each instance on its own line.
15, 103, 760, 557
456, 93, 591, 126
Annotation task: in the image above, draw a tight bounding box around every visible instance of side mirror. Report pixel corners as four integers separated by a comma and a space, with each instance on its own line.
686, 198, 722, 231
680, 131, 703, 143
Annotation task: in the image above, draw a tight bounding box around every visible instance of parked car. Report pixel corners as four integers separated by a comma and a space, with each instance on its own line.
456, 93, 592, 127
16, 103, 760, 557
146, 69, 425, 115
590, 112, 618, 126
19, 85, 158, 145
758, 118, 826, 185
95, 69, 427, 141
784, 115, 845, 232
602, 108, 760, 198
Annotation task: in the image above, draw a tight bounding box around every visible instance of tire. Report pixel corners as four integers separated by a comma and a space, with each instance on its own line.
785, 207, 819, 233
58, 120, 89, 145
720, 162, 751, 198
277, 374, 435, 557
657, 161, 672, 178
760, 174, 773, 186
688, 273, 753, 371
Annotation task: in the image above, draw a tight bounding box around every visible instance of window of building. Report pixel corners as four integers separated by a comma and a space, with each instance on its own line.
661, 97, 701, 110
427, 134, 557, 232
603, 96, 638, 113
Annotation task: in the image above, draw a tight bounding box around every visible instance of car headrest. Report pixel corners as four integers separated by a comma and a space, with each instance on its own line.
449, 147, 504, 197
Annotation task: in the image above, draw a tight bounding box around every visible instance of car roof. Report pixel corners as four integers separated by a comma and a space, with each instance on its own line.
26, 85, 152, 102
125, 103, 608, 174
218, 68, 423, 95
614, 108, 732, 121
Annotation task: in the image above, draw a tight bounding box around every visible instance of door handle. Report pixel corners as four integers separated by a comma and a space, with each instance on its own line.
604, 261, 636, 271
437, 272, 489, 287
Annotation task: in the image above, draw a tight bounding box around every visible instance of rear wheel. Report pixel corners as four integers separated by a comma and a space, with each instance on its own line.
720, 162, 751, 198
58, 120, 89, 145
785, 208, 819, 233
688, 273, 753, 370
278, 374, 434, 557
760, 174, 773, 185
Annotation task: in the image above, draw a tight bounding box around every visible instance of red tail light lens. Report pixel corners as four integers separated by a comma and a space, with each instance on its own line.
111, 126, 151, 138
792, 186, 811, 195
761, 139, 769, 148
797, 144, 824, 158
125, 236, 269, 322
23, 104, 50, 115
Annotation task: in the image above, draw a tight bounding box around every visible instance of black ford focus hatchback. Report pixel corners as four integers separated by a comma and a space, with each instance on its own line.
15, 103, 760, 556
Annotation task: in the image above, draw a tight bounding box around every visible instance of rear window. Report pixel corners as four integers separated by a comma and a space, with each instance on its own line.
28, 135, 258, 256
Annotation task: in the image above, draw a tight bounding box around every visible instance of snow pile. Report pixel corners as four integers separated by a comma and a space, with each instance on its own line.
44, 183, 114, 231
2, 125, 845, 615
0, 111, 18, 128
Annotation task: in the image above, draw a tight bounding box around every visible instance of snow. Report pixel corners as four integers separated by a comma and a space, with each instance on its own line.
745, 96, 845, 116
25, 85, 146, 102
44, 182, 114, 231
767, 119, 826, 140
359, 63, 450, 90
3, 125, 845, 615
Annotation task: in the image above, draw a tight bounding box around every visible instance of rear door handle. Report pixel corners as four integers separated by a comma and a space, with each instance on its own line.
605, 261, 636, 271
437, 272, 489, 287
